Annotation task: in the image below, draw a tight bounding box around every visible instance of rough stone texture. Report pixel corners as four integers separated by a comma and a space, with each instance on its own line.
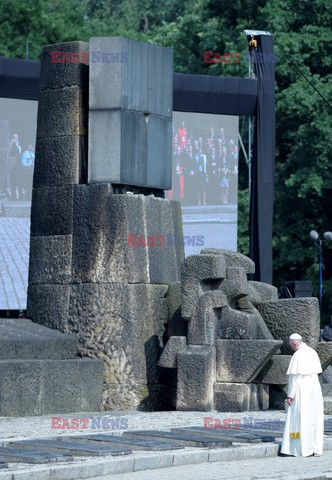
144, 196, 184, 284
255, 355, 291, 384
248, 281, 279, 304
268, 384, 288, 410
200, 249, 255, 274
187, 291, 228, 345
222, 267, 250, 300
316, 342, 332, 370
215, 340, 283, 382
30, 186, 74, 236
65, 283, 169, 387
88, 110, 172, 189
33, 135, 87, 187
40, 41, 89, 91
0, 358, 103, 416
158, 337, 187, 368
27, 284, 70, 331
322, 364, 332, 383
181, 254, 226, 320
28, 235, 72, 285
165, 283, 187, 338
0, 319, 78, 360
37, 86, 88, 139
214, 383, 269, 412
72, 188, 182, 284
89, 37, 172, 117
217, 306, 273, 340
101, 384, 172, 412
255, 298, 320, 354
177, 346, 216, 411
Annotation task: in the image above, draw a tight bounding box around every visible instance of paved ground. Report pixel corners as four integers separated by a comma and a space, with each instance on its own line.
0, 217, 30, 310
94, 451, 332, 480
1, 410, 332, 480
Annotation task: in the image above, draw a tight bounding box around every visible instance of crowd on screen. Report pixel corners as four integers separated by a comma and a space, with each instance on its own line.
0, 133, 35, 201
170, 121, 238, 206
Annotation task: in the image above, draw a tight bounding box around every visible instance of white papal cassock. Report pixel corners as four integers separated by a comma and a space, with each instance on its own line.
281, 342, 324, 457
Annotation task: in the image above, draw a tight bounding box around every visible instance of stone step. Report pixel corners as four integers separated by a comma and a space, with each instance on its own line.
123, 430, 232, 448
0, 358, 103, 416
9, 440, 132, 457
0, 319, 78, 360
324, 396, 332, 415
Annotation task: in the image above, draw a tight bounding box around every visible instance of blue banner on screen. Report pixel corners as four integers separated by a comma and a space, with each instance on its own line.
0, 98, 38, 310
167, 112, 239, 256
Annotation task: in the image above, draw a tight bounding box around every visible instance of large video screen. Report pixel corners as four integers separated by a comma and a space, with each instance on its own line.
167, 112, 239, 256
0, 98, 38, 310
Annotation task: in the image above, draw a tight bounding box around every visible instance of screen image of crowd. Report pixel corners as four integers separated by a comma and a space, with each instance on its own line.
167, 118, 239, 207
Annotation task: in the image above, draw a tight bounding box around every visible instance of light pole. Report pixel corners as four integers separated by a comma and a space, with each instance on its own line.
309, 230, 332, 308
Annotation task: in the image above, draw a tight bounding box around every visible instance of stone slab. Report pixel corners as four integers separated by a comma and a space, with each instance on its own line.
316, 342, 332, 370
88, 110, 172, 189
217, 305, 273, 340
30, 186, 74, 236
10, 440, 132, 457
256, 355, 291, 384
89, 36, 172, 117
177, 345, 216, 411
124, 430, 231, 447
255, 298, 320, 354
37, 86, 87, 139
171, 427, 267, 443
66, 434, 182, 451
215, 340, 283, 382
0, 319, 78, 360
33, 135, 87, 188
40, 41, 89, 90
27, 284, 70, 332
29, 235, 72, 285
248, 281, 278, 303
0, 448, 72, 464
214, 383, 269, 412
0, 359, 103, 416
158, 336, 186, 368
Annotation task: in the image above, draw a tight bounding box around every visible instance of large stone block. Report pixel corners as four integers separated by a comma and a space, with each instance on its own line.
33, 135, 87, 188
255, 298, 320, 354
177, 345, 216, 411
165, 283, 188, 338
181, 254, 227, 320
158, 336, 187, 368
89, 37, 172, 117
101, 384, 172, 412
0, 358, 103, 416
88, 110, 172, 189
187, 291, 228, 345
40, 41, 89, 90
72, 187, 182, 284
27, 284, 70, 331
0, 318, 78, 360
248, 281, 278, 304
144, 196, 183, 284
215, 340, 283, 382
214, 383, 269, 412
316, 342, 332, 370
67, 283, 168, 386
255, 355, 291, 384
200, 249, 255, 274
37, 86, 87, 139
30, 186, 74, 236
217, 306, 273, 340
29, 235, 72, 285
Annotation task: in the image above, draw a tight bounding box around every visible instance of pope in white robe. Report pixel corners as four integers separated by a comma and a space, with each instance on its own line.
281, 333, 324, 457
